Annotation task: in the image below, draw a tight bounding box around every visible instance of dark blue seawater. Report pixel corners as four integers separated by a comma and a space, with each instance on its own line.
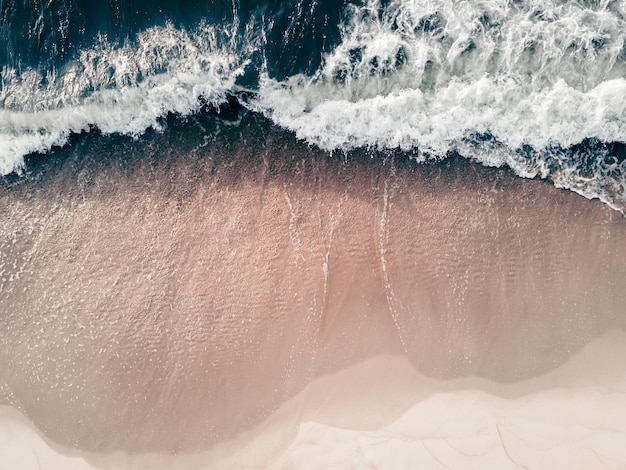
0, 0, 344, 79
1, 0, 626, 211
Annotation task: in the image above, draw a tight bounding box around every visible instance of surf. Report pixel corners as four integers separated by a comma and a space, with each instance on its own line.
1, 0, 626, 211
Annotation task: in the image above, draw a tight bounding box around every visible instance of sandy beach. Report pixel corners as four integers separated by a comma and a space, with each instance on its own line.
1, 127, 625, 467
3, 328, 626, 469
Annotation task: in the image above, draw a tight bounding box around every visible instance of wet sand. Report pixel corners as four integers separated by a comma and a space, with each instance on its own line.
3, 329, 626, 469
1, 121, 625, 464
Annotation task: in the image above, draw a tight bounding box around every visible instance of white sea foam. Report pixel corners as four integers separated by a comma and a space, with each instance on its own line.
255, 0, 626, 148
1, 0, 626, 209
256, 75, 626, 153
0, 21, 253, 174
252, 0, 626, 209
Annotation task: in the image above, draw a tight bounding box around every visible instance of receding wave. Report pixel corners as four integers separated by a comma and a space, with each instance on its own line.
1, 0, 626, 211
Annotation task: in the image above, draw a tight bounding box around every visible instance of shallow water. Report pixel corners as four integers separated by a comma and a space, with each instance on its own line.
1, 119, 625, 466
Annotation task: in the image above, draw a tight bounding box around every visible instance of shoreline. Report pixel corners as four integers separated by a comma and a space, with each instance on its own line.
1, 119, 625, 456
3, 328, 626, 469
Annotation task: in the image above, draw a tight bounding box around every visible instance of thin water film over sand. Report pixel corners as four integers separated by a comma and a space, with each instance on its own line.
1, 116, 626, 468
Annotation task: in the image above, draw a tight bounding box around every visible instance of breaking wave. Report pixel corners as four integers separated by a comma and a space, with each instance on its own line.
1, 0, 626, 210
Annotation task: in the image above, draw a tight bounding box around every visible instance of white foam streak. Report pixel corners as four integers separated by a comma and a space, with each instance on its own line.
254, 0, 626, 153
0, 22, 250, 174
256, 75, 626, 152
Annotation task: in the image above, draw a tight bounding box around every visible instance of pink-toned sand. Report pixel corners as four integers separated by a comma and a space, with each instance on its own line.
3, 329, 626, 469
1, 146, 625, 467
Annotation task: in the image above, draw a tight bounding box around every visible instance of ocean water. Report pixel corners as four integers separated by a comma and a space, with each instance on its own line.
1, 0, 626, 468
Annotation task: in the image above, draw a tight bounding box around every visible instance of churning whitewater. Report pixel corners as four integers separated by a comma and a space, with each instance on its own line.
1, 0, 626, 210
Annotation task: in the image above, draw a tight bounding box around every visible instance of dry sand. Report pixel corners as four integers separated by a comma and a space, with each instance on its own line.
3, 328, 626, 469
